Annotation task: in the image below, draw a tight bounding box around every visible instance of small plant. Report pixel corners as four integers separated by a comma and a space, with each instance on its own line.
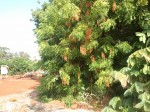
61, 95, 76, 107
38, 95, 52, 103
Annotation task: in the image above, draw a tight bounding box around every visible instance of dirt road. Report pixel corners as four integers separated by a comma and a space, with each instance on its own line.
0, 77, 39, 97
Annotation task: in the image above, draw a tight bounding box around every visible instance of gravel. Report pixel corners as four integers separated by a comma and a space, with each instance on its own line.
0, 91, 95, 112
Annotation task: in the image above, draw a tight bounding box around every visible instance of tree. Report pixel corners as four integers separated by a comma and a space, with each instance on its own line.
0, 46, 13, 60
8, 57, 33, 75
32, 0, 150, 105
18, 51, 30, 59
0, 46, 36, 75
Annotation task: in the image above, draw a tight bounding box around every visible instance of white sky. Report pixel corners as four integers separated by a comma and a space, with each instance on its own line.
0, 0, 48, 60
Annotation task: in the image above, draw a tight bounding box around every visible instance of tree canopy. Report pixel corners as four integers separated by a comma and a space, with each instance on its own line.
32, 0, 150, 109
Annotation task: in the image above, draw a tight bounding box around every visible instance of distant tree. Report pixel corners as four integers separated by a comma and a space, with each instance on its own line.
8, 57, 32, 75
0, 46, 36, 75
0, 47, 13, 60
18, 51, 30, 59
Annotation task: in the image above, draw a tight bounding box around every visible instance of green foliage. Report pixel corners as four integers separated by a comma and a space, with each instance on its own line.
115, 42, 132, 54
8, 57, 32, 75
103, 47, 150, 111
0, 46, 37, 75
61, 95, 75, 107
32, 0, 150, 107
109, 97, 121, 110
38, 95, 52, 103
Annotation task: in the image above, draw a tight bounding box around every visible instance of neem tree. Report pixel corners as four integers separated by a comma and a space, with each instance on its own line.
32, 0, 150, 106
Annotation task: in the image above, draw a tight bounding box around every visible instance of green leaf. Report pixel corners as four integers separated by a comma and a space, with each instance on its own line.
139, 92, 150, 102
122, 98, 133, 107
100, 19, 116, 31
135, 82, 144, 93
51, 76, 59, 82
102, 107, 117, 112
136, 32, 146, 43
143, 65, 150, 75
113, 71, 128, 88
144, 101, 150, 112
137, 0, 148, 6
147, 30, 150, 37
135, 102, 144, 109
146, 38, 150, 47
115, 42, 132, 54
142, 36, 146, 43
124, 89, 132, 97
136, 32, 145, 37
126, 107, 139, 112
120, 67, 131, 74
124, 84, 135, 97
109, 97, 121, 109
91, 0, 109, 18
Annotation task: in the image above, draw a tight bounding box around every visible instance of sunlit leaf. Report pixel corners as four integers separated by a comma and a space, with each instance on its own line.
144, 101, 150, 112
135, 82, 144, 93
135, 102, 144, 109
109, 97, 121, 109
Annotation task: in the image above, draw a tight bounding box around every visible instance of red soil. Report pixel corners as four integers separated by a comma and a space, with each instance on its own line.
0, 77, 40, 97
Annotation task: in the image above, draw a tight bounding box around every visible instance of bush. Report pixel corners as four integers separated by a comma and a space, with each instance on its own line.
102, 41, 150, 111
8, 57, 33, 75
0, 47, 38, 75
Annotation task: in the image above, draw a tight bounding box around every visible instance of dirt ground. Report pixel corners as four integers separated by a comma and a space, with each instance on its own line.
0, 76, 40, 97
0, 76, 100, 111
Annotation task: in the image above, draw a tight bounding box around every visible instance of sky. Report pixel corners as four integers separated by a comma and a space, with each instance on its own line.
0, 0, 47, 60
